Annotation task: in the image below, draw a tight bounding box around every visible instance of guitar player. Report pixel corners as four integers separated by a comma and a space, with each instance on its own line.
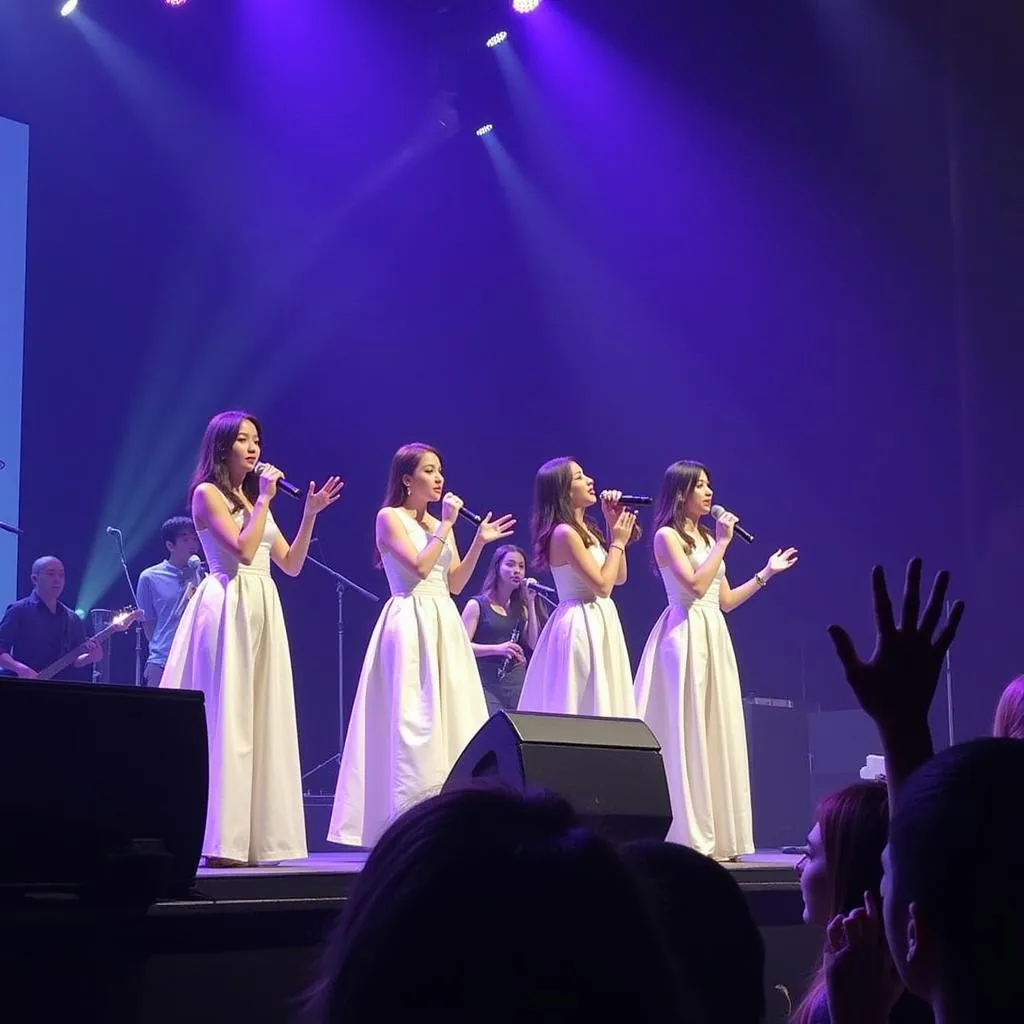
0, 556, 102, 680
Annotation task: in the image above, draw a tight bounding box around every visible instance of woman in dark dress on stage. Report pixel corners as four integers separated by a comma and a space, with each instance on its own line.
461, 544, 545, 715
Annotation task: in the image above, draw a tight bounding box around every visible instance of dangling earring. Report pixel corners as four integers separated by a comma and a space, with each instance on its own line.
405, 485, 411, 497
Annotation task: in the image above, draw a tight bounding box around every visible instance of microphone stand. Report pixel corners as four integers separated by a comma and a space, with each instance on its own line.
302, 551, 379, 784
108, 528, 143, 687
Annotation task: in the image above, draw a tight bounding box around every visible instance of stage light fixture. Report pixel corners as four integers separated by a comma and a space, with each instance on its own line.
59, 0, 78, 16
165, 0, 189, 6
476, 124, 495, 137
512, 0, 542, 13
486, 31, 508, 48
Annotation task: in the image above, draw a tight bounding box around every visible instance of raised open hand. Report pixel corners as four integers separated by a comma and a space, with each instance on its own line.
304, 476, 344, 517
766, 547, 798, 575
476, 513, 516, 545
826, 558, 964, 730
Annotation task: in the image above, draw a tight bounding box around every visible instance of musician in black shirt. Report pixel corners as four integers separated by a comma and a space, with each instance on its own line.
0, 556, 102, 680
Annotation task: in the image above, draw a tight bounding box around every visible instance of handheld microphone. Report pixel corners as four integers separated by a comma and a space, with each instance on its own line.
711, 504, 754, 544
618, 494, 653, 506
524, 578, 557, 597
457, 506, 483, 526
187, 554, 206, 581
253, 462, 303, 499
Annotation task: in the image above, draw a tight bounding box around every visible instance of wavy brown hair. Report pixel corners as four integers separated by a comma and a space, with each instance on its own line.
187, 410, 262, 513
650, 460, 712, 567
531, 457, 604, 572
375, 442, 441, 569
993, 675, 1024, 739
478, 544, 530, 622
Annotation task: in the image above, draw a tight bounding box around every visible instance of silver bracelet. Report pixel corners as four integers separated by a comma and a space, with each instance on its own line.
430, 533, 446, 545
754, 572, 767, 588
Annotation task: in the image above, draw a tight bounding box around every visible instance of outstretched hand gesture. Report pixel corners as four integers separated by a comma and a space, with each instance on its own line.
826, 558, 964, 732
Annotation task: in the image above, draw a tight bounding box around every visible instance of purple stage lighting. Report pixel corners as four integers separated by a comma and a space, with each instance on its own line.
475, 124, 494, 137
512, 0, 542, 13
486, 31, 508, 48
59, 0, 78, 16
165, 0, 188, 6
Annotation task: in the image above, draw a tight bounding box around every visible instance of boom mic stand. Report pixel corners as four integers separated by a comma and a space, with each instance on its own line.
302, 546, 379, 785
107, 527, 143, 687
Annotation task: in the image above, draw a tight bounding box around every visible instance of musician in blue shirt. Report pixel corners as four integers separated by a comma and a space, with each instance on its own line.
0, 556, 102, 680
136, 516, 202, 687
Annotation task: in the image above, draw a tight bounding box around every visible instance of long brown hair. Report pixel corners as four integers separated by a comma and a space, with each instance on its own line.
479, 544, 529, 623
790, 782, 890, 1024
531, 457, 604, 572
375, 442, 441, 569
993, 675, 1024, 739
187, 410, 262, 513
650, 460, 712, 567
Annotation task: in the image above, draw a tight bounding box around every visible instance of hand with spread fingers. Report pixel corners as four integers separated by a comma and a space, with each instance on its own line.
304, 476, 344, 517
476, 513, 516, 546
826, 558, 964, 731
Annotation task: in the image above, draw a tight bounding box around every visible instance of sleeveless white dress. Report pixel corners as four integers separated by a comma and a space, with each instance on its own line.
328, 513, 489, 847
517, 545, 636, 718
633, 534, 753, 860
161, 493, 306, 864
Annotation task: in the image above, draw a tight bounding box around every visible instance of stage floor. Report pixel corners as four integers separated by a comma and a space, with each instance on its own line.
183, 848, 801, 908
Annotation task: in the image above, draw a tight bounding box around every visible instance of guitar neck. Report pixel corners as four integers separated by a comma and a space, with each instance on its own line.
36, 619, 122, 681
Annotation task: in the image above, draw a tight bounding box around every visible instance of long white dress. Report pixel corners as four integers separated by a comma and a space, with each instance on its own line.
160, 493, 306, 864
633, 534, 754, 860
517, 545, 636, 718
328, 513, 489, 848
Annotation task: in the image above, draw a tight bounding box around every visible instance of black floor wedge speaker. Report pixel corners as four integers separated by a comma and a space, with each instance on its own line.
443, 710, 672, 843
0, 679, 208, 900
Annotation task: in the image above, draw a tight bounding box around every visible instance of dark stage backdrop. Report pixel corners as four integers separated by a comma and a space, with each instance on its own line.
1, 0, 1021, 788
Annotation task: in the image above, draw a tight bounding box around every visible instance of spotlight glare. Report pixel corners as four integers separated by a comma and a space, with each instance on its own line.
75, 607, 86, 620
512, 0, 542, 13
59, 0, 78, 16
475, 124, 494, 137
165, 0, 189, 6
486, 31, 508, 48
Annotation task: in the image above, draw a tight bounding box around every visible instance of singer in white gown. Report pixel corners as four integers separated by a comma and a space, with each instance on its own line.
516, 458, 639, 718
329, 443, 515, 848
161, 411, 343, 866
633, 460, 797, 860
517, 544, 637, 717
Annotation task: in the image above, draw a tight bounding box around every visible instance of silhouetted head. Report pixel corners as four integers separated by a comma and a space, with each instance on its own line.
304, 785, 687, 1023
623, 840, 765, 1023
883, 738, 1024, 1020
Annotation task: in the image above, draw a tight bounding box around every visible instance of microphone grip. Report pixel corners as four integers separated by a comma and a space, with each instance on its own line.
457, 506, 483, 527
277, 479, 303, 499
618, 495, 653, 506
734, 524, 755, 544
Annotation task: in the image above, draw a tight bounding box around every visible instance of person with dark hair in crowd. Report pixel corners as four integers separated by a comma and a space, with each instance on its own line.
306, 785, 693, 1023
622, 839, 766, 1023
136, 516, 201, 687
822, 560, 1024, 1023
992, 674, 1024, 739
793, 782, 931, 1024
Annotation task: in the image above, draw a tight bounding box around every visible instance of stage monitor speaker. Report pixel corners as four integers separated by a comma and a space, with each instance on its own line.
443, 710, 671, 844
0, 679, 208, 901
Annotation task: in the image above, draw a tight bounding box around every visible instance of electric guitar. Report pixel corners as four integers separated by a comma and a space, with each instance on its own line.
36, 607, 143, 681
